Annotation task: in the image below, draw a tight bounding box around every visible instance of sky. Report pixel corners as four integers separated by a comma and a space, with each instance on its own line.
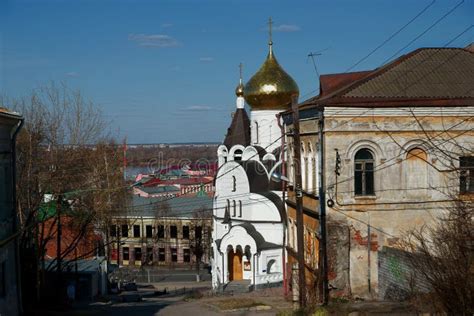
1, 0, 473, 144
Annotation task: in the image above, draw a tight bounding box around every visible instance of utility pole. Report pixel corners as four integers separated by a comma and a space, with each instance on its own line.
318, 113, 329, 305
291, 95, 306, 308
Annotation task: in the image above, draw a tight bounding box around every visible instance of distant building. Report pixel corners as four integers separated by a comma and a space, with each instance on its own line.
0, 108, 23, 316
109, 195, 212, 268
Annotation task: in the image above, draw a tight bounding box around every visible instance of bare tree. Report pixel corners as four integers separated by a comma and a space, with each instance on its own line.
2, 82, 127, 308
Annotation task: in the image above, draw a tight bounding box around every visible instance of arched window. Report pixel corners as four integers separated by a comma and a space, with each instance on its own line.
238, 200, 242, 217
255, 121, 259, 144
232, 200, 236, 217
406, 148, 428, 196
354, 149, 374, 195
232, 175, 236, 192
234, 149, 243, 161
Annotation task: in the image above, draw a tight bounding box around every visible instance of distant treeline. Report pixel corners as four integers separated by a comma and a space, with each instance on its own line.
126, 144, 219, 167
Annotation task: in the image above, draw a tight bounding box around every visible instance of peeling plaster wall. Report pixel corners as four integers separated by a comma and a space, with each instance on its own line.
323, 106, 474, 298
285, 106, 474, 299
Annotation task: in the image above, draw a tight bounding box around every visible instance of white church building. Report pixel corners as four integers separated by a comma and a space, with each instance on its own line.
211, 28, 299, 291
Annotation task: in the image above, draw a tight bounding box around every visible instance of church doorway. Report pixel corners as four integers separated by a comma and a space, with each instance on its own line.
228, 248, 243, 281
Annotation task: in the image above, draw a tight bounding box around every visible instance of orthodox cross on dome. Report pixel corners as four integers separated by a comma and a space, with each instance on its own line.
268, 17, 273, 45
239, 62, 243, 84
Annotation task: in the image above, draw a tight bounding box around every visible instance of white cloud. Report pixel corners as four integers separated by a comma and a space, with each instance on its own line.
128, 33, 180, 48
184, 105, 212, 111
199, 57, 214, 63
65, 71, 79, 77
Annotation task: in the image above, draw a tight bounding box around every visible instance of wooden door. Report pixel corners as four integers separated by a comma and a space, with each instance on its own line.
233, 251, 243, 281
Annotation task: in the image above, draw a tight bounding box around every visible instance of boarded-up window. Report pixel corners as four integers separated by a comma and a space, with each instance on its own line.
406, 148, 428, 196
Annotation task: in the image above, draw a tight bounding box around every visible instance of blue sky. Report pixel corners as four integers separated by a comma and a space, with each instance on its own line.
1, 0, 473, 143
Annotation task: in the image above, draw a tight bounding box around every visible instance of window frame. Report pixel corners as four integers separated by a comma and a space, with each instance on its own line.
145, 225, 153, 238
170, 225, 178, 239
182, 225, 190, 239
134, 247, 142, 262
121, 224, 129, 238
354, 149, 375, 196
133, 225, 140, 238
157, 225, 165, 238
122, 247, 129, 261
460, 156, 474, 194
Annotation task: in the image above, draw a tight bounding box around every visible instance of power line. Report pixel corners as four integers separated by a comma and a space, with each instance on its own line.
381, 0, 465, 65
346, 0, 436, 72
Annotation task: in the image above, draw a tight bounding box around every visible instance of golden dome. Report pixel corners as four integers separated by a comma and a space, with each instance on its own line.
244, 45, 299, 110
235, 81, 244, 97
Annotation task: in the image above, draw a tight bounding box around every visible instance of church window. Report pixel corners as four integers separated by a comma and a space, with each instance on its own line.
255, 121, 259, 143
232, 200, 236, 217
460, 156, 474, 193
234, 149, 243, 161
232, 176, 236, 192
355, 149, 374, 196
239, 200, 242, 217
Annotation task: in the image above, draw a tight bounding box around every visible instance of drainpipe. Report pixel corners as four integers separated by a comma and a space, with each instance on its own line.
253, 253, 257, 290
221, 251, 225, 285
276, 113, 288, 296
11, 117, 24, 314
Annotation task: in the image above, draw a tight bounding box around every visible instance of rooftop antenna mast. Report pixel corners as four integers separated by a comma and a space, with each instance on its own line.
307, 51, 324, 94
239, 62, 243, 83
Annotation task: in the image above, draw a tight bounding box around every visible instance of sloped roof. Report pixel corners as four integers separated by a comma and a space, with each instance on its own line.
237, 222, 281, 251
238, 160, 269, 193
300, 46, 474, 109
223, 108, 250, 147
